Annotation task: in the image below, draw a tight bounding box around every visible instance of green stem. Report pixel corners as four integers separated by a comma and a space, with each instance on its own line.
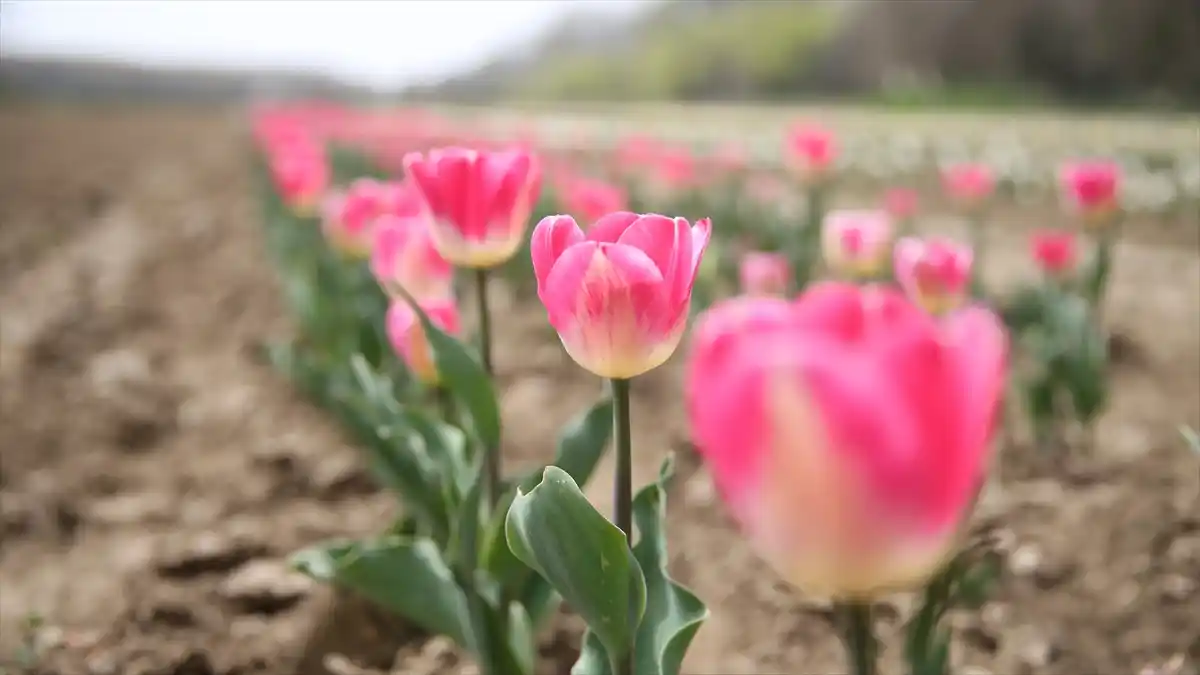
968, 213, 987, 299
474, 268, 500, 507
610, 376, 634, 675
837, 602, 878, 675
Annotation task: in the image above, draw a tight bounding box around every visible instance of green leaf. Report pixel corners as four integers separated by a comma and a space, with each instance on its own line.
399, 291, 501, 451
572, 456, 709, 675
292, 537, 472, 647
506, 466, 646, 668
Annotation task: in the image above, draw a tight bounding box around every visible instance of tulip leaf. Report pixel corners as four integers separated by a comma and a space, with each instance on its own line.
401, 292, 502, 452
573, 456, 709, 675
291, 537, 473, 648
506, 466, 646, 670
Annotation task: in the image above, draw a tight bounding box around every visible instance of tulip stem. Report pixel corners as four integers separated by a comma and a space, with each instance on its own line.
474, 268, 500, 507
610, 376, 635, 675
837, 602, 878, 675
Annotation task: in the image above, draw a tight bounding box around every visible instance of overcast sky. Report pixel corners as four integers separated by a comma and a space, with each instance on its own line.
0, 0, 650, 88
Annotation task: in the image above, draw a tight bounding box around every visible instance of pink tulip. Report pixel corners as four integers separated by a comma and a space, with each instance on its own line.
562, 178, 628, 225
531, 212, 712, 379
1030, 229, 1078, 278
386, 298, 462, 385
686, 283, 1007, 598
655, 148, 697, 191
740, 252, 791, 296
786, 123, 836, 184
821, 210, 894, 280
370, 215, 454, 300
893, 237, 973, 315
942, 164, 994, 212
271, 151, 329, 216
1060, 160, 1121, 227
403, 147, 542, 268
318, 178, 396, 257
883, 188, 919, 223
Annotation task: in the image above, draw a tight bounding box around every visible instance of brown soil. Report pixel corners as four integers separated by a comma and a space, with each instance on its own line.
1, 105, 1197, 675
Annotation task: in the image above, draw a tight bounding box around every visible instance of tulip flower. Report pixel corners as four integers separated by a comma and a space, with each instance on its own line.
271, 151, 329, 216
685, 283, 1007, 599
319, 178, 399, 258
883, 188, 919, 233
563, 177, 628, 225
385, 298, 462, 386
942, 163, 994, 213
821, 210, 894, 281
1030, 229, 1078, 280
893, 237, 973, 315
1060, 160, 1121, 229
531, 212, 712, 379
370, 215, 454, 300
740, 252, 791, 297
403, 147, 542, 269
786, 123, 836, 185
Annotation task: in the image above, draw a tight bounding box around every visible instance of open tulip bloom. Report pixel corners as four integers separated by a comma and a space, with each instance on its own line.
686, 283, 1008, 600
531, 211, 712, 380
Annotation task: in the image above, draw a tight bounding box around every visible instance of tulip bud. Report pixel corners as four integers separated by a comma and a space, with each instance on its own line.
404, 147, 542, 269
739, 252, 791, 297
821, 210, 894, 281
686, 284, 1007, 599
942, 163, 994, 215
893, 237, 973, 315
370, 215, 454, 300
531, 212, 712, 379
786, 123, 836, 185
1029, 229, 1078, 280
385, 299, 462, 385
1060, 160, 1121, 230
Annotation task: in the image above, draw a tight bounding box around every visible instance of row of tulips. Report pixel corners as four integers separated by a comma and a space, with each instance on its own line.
252, 104, 1124, 675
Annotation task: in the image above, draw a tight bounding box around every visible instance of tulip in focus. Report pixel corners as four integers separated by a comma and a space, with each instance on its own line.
786, 123, 836, 185
1030, 229, 1078, 280
531, 212, 711, 379
894, 237, 974, 315
821, 210, 894, 281
386, 298, 462, 386
686, 283, 1007, 598
740, 252, 791, 297
1060, 160, 1121, 228
370, 215, 454, 300
563, 178, 627, 225
404, 147, 542, 268
942, 163, 995, 213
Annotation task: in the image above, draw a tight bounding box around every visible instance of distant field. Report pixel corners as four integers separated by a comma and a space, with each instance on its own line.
437, 102, 1200, 155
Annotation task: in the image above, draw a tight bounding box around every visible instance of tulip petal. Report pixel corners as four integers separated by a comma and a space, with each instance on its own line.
942, 305, 1008, 487
586, 211, 640, 243
791, 281, 868, 341
531, 215, 586, 291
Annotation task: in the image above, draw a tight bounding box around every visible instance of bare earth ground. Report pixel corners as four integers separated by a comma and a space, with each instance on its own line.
1, 105, 1197, 675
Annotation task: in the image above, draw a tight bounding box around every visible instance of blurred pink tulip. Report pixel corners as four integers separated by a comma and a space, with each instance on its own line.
1060, 160, 1121, 227
821, 210, 894, 280
893, 237, 974, 315
686, 283, 1007, 598
271, 151, 329, 216
655, 148, 697, 191
404, 147, 542, 268
883, 188, 919, 223
318, 178, 401, 257
370, 215, 454, 300
786, 123, 836, 184
740, 252, 791, 296
942, 164, 995, 212
562, 178, 628, 225
386, 299, 462, 386
1030, 229, 1078, 279
531, 212, 712, 379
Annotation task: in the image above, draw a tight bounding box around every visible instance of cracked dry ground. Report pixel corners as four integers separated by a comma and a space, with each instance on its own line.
1, 105, 1198, 675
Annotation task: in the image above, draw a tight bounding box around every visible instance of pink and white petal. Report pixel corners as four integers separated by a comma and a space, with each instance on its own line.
531, 215, 585, 288
586, 211, 640, 243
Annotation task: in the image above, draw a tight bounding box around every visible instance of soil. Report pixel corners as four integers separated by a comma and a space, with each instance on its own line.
1, 105, 1197, 675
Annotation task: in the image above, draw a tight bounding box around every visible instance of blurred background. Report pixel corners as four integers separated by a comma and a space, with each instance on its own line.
2, 0, 1198, 109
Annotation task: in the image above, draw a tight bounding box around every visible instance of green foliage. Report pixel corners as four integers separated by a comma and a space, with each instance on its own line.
513, 3, 841, 102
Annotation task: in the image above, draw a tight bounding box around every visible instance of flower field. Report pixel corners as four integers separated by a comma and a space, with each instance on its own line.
0, 103, 1197, 675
